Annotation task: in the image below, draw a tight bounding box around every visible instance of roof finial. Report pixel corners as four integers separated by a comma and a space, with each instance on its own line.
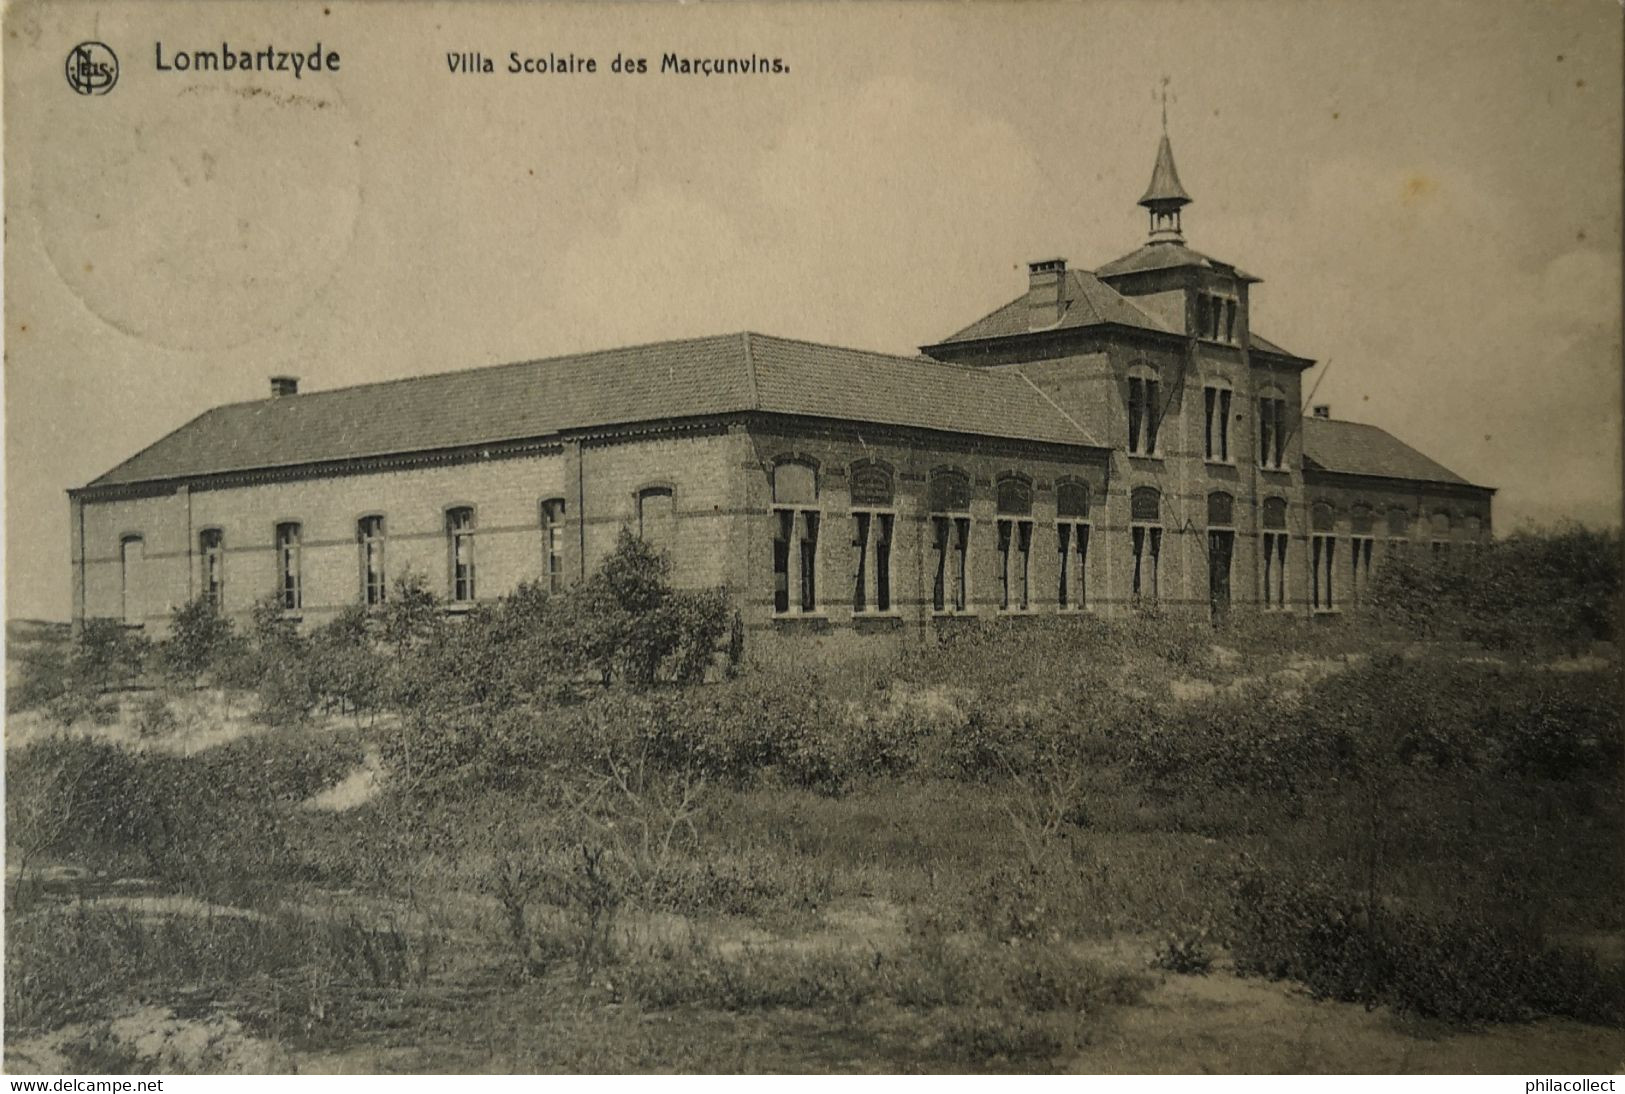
1158, 76, 1171, 134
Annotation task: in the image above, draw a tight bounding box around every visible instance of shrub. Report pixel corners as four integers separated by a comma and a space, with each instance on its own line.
160, 597, 236, 686
1230, 865, 1625, 1026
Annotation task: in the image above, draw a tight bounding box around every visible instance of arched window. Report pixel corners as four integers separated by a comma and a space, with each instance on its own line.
1056, 481, 1092, 611
771, 462, 818, 615
1260, 498, 1288, 609
120, 534, 144, 625
849, 463, 894, 615
1056, 481, 1091, 520
1207, 492, 1235, 527
446, 508, 475, 603
637, 487, 674, 551
1258, 385, 1288, 470
540, 498, 567, 593
275, 522, 302, 611
1130, 487, 1161, 604
358, 516, 386, 606
199, 528, 224, 611
1203, 379, 1234, 462
1430, 511, 1453, 562
1127, 365, 1161, 456
1309, 504, 1336, 611
995, 476, 1034, 612
1385, 508, 1412, 564
928, 469, 972, 613
1349, 506, 1375, 602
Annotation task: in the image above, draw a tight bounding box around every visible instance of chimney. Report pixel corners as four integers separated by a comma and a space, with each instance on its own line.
1027, 258, 1067, 330
1312, 404, 1331, 419
270, 376, 299, 398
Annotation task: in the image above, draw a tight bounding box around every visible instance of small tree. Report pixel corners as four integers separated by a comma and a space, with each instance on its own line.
160, 596, 236, 687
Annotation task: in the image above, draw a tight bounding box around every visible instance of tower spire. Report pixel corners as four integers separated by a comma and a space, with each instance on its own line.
1140, 79, 1191, 243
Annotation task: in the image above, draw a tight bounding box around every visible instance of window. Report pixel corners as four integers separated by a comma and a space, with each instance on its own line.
1131, 487, 1162, 605
1349, 506, 1375, 603
849, 463, 895, 614
447, 507, 475, 603
929, 470, 972, 613
1056, 481, 1091, 611
120, 535, 144, 625
541, 499, 566, 593
275, 522, 302, 612
637, 487, 674, 554
1260, 497, 1289, 609
1258, 391, 1288, 469
1196, 293, 1238, 343
1310, 502, 1336, 612
1385, 508, 1412, 562
358, 516, 386, 606
995, 477, 1033, 612
199, 529, 224, 610
1430, 511, 1452, 562
1207, 492, 1236, 618
1127, 369, 1161, 456
772, 462, 820, 615
1203, 383, 1233, 462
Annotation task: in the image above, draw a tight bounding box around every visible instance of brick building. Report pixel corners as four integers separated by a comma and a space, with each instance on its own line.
69, 133, 1493, 637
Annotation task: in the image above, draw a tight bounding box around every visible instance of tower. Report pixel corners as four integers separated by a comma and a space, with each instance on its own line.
1139, 132, 1191, 243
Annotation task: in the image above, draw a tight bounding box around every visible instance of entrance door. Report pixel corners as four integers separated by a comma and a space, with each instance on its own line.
1207, 530, 1234, 621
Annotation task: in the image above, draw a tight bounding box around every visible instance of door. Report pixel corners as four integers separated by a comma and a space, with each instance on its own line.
1208, 530, 1234, 622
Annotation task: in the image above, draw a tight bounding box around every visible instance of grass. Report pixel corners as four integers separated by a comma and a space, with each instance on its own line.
5, 615, 1622, 1073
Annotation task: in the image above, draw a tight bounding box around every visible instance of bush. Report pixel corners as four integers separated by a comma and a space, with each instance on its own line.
1230, 865, 1625, 1026
1364, 523, 1620, 652
160, 597, 236, 686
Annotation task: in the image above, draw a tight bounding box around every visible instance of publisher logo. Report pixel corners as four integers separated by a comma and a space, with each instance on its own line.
66, 42, 118, 95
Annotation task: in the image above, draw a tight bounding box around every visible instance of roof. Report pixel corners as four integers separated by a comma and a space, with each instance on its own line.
1248, 331, 1308, 361
1094, 241, 1258, 282
84, 332, 1102, 489
1302, 417, 1485, 489
1139, 133, 1192, 207
931, 268, 1176, 346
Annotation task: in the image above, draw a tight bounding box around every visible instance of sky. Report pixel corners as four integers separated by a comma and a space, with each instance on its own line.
5, 0, 1621, 621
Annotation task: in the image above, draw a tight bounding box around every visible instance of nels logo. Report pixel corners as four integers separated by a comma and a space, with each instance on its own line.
66, 41, 118, 95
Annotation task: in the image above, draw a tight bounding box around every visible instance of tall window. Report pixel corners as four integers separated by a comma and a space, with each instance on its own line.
995, 477, 1033, 612
772, 462, 820, 615
637, 487, 675, 555
1385, 508, 1412, 562
358, 516, 386, 606
849, 463, 894, 614
1204, 383, 1233, 462
1258, 391, 1288, 470
540, 499, 566, 594
199, 528, 224, 610
1131, 487, 1162, 605
1056, 481, 1091, 611
447, 507, 475, 603
1127, 368, 1161, 456
275, 522, 302, 612
1260, 497, 1289, 609
1310, 502, 1336, 612
120, 534, 144, 625
1349, 506, 1375, 603
1196, 293, 1239, 343
1430, 511, 1452, 561
929, 470, 972, 613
